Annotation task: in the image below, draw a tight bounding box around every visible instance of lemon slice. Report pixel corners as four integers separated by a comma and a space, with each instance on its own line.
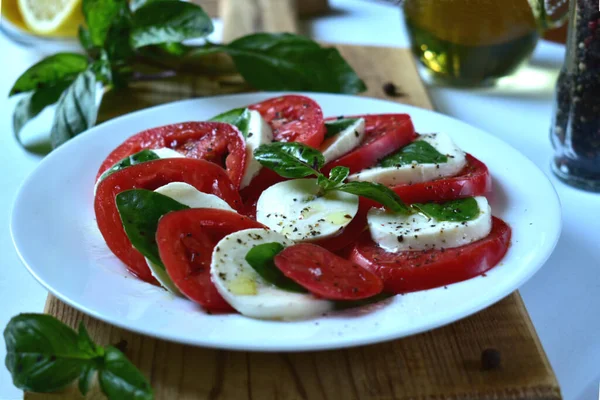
17, 0, 84, 36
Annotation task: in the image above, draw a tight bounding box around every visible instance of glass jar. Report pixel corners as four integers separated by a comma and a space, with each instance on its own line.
402, 0, 569, 86
551, 0, 600, 191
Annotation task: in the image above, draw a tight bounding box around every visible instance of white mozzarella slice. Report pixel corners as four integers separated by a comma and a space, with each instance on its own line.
367, 196, 492, 252
240, 110, 273, 189
319, 118, 365, 163
211, 228, 333, 319
147, 182, 235, 294
154, 182, 234, 210
348, 132, 467, 186
256, 179, 359, 241
94, 147, 184, 194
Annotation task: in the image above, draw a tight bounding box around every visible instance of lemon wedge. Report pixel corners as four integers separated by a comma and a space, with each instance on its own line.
17, 0, 84, 36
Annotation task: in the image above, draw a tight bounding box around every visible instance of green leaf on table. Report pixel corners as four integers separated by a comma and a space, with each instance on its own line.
9, 53, 88, 96
254, 142, 325, 179
379, 139, 448, 168
338, 181, 410, 214
50, 70, 99, 149
78, 26, 96, 52
324, 118, 360, 139
209, 108, 251, 138
83, 0, 130, 47
130, 0, 178, 12
13, 82, 71, 152
410, 197, 480, 222
98, 346, 153, 400
3, 314, 97, 393
78, 363, 97, 396
130, 1, 213, 48
77, 322, 102, 357
224, 33, 366, 94
116, 189, 189, 268
245, 243, 307, 293
91, 51, 114, 84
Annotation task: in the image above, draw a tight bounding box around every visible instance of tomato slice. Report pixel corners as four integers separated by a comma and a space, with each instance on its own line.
97, 122, 247, 188
249, 95, 325, 148
349, 217, 511, 293
156, 209, 264, 312
358, 154, 492, 209
274, 243, 384, 300
322, 114, 416, 175
94, 158, 243, 283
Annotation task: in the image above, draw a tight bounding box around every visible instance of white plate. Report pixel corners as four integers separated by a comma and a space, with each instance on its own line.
11, 93, 561, 352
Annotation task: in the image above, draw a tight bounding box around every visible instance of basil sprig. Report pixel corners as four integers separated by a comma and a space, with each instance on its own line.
4, 314, 152, 399
379, 139, 448, 168
9, 0, 366, 154
254, 143, 411, 214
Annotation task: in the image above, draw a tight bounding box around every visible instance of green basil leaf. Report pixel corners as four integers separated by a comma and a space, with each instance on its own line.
104, 5, 134, 63
78, 26, 95, 52
245, 243, 307, 293
77, 322, 102, 358
130, 0, 178, 12
131, 1, 213, 48
316, 167, 349, 191
209, 108, 251, 138
3, 314, 96, 393
334, 292, 394, 311
98, 346, 153, 400
9, 53, 88, 96
225, 33, 366, 94
338, 181, 410, 214
254, 142, 324, 179
13, 82, 71, 150
324, 118, 360, 139
410, 197, 480, 222
328, 166, 350, 186
98, 150, 161, 184
91, 52, 114, 85
379, 140, 448, 168
50, 70, 99, 149
83, 0, 130, 47
78, 363, 97, 396
116, 189, 189, 268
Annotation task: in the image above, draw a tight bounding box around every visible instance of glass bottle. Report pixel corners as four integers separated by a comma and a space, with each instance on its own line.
551, 0, 600, 191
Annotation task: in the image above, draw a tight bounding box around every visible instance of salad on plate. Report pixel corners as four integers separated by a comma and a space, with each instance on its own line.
93, 94, 511, 320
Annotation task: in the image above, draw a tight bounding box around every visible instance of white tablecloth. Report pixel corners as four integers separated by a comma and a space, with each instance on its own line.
1, 1, 598, 399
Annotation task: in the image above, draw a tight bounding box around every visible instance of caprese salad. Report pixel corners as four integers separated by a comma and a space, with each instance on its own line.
94, 95, 511, 320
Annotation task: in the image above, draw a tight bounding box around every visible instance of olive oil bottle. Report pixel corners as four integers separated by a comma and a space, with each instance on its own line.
403, 0, 551, 86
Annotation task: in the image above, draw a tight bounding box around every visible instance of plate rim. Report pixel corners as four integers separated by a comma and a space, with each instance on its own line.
10, 92, 562, 351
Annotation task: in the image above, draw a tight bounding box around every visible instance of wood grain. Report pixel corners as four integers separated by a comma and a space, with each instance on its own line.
192, 0, 329, 19
26, 44, 560, 399
220, 0, 299, 41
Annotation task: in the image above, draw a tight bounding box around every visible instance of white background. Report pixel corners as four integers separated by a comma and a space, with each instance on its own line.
0, 0, 599, 399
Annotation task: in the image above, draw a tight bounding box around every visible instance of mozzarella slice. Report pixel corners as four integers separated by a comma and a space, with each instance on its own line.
94, 147, 184, 194
256, 179, 359, 241
211, 228, 333, 319
319, 118, 365, 163
240, 110, 273, 189
146, 182, 235, 294
348, 133, 467, 186
368, 196, 492, 252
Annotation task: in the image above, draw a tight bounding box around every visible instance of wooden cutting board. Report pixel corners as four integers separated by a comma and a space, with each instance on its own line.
25, 2, 560, 399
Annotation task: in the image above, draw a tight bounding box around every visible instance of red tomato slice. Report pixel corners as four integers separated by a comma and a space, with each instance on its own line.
359, 154, 492, 209
249, 95, 325, 148
94, 158, 243, 283
349, 217, 511, 293
322, 114, 417, 175
97, 122, 247, 188
156, 209, 264, 312
239, 168, 285, 218
274, 243, 384, 300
